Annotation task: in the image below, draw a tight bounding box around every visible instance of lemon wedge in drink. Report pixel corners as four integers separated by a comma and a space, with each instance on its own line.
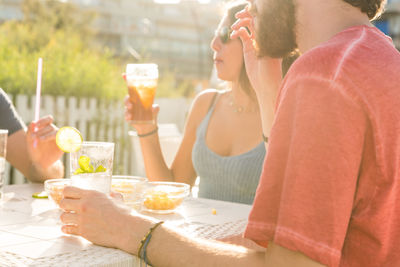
56, 127, 83, 153
78, 155, 94, 173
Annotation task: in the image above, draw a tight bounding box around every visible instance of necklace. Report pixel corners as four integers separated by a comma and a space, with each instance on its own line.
228, 94, 258, 113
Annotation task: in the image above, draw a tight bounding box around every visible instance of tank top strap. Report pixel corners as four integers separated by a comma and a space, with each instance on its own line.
207, 91, 219, 112
196, 91, 222, 138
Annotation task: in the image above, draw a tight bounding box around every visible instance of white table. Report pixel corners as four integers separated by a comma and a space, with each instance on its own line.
0, 184, 252, 266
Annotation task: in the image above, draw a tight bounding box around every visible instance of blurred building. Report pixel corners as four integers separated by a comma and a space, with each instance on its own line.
0, 0, 23, 21
0, 0, 224, 83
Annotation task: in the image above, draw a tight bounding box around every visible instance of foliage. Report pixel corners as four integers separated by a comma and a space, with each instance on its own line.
157, 72, 195, 98
0, 23, 126, 99
0, 0, 119, 99
0, 0, 192, 100
20, 0, 94, 37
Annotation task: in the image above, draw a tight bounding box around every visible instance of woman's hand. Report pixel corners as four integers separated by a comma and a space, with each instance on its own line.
26, 115, 63, 169
124, 95, 160, 133
231, 7, 282, 103
123, 73, 160, 134
60, 186, 133, 249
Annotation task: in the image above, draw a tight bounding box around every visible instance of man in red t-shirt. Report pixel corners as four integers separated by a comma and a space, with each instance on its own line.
233, 0, 400, 266
57, 0, 399, 266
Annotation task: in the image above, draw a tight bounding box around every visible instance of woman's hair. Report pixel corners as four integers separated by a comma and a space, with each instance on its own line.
225, 1, 254, 97
342, 0, 386, 20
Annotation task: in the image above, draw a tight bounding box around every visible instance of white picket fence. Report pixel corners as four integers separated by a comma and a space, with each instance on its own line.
5, 94, 191, 184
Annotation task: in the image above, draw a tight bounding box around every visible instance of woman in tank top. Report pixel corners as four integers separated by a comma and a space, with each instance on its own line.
124, 1, 282, 204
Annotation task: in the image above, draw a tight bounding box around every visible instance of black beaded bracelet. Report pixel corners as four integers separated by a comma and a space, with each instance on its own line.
137, 127, 158, 138
262, 133, 269, 143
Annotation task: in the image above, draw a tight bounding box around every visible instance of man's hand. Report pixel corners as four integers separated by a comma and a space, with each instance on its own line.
26, 115, 63, 169
60, 186, 132, 249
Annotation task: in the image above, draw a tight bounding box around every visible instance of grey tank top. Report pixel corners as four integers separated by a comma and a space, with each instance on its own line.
192, 93, 266, 204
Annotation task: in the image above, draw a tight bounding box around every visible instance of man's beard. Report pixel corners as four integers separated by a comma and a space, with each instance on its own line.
255, 0, 298, 58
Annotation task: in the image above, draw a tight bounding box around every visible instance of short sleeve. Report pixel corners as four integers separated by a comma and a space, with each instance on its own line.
0, 89, 25, 136
244, 77, 367, 267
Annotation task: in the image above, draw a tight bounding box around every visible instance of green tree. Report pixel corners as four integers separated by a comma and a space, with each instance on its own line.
21, 0, 95, 41
0, 0, 125, 99
0, 0, 193, 99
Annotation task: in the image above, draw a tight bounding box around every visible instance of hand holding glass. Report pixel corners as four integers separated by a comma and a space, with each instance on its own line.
125, 64, 158, 124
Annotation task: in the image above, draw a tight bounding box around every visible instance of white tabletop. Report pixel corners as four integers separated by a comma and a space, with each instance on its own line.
0, 184, 252, 266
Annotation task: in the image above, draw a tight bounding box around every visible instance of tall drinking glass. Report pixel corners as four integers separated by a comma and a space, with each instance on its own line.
69, 142, 114, 194
0, 129, 8, 203
126, 63, 158, 124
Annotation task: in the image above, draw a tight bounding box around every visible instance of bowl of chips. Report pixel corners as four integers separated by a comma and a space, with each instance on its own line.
142, 181, 190, 214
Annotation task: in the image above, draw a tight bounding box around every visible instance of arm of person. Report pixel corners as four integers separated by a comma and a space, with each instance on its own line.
60, 186, 324, 267
126, 90, 219, 186
143, 225, 325, 267
231, 8, 283, 141
7, 116, 64, 183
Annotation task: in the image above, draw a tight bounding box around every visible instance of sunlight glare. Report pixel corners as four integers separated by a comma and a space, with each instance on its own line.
154, 0, 181, 4
154, 0, 211, 4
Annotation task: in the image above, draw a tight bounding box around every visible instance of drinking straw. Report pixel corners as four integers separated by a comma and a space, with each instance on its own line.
33, 58, 43, 148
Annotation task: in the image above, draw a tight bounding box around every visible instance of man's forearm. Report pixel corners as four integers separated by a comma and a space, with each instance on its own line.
118, 215, 266, 267
28, 160, 64, 182
147, 229, 325, 267
149, 229, 265, 267
117, 214, 326, 267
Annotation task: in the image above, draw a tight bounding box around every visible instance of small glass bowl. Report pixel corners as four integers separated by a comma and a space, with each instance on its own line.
44, 179, 71, 207
142, 181, 190, 214
111, 176, 148, 210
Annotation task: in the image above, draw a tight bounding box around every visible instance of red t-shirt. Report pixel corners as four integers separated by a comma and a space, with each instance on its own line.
244, 25, 400, 267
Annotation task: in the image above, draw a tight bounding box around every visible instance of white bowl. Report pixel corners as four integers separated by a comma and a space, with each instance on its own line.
142, 181, 190, 214
111, 176, 148, 210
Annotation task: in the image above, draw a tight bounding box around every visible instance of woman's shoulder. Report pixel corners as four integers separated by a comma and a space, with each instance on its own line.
190, 89, 218, 111
186, 89, 224, 130
194, 88, 220, 102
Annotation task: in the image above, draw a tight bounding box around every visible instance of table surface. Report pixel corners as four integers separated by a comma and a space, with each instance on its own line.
0, 184, 251, 266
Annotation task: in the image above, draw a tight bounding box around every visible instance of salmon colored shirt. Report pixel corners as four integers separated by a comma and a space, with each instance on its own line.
244, 25, 400, 267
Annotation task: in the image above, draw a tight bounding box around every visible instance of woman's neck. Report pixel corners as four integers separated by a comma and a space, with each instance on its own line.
229, 82, 258, 110
230, 82, 255, 103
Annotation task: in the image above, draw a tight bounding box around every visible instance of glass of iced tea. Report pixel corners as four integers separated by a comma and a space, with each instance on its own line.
126, 63, 158, 124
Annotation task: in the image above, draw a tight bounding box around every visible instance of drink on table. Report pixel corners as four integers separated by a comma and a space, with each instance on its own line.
69, 142, 114, 194
0, 129, 7, 203
125, 63, 158, 124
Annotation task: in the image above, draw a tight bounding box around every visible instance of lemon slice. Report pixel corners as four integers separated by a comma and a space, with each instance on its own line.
32, 191, 48, 199
56, 127, 83, 153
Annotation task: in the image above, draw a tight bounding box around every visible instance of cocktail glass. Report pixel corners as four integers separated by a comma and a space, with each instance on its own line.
44, 178, 71, 208
0, 129, 7, 203
69, 142, 114, 194
126, 63, 158, 124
